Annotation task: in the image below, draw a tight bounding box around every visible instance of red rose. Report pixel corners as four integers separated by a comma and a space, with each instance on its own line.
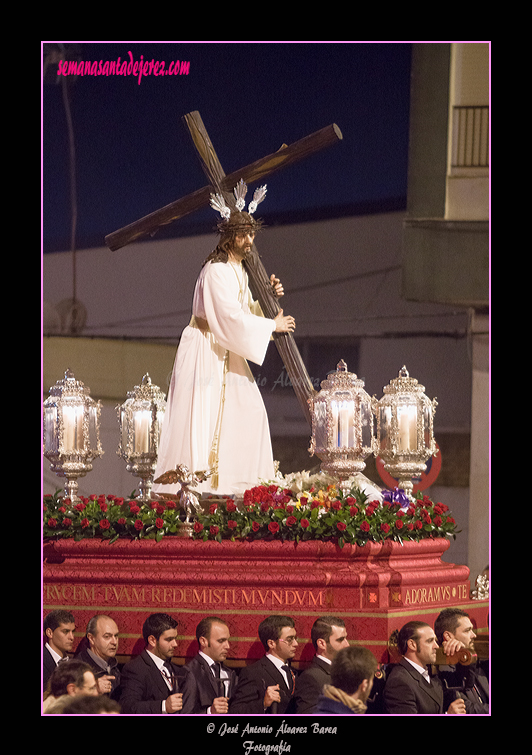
114, 497, 124, 506
193, 521, 204, 533
361, 521, 370, 532
99, 519, 110, 530
155, 518, 165, 529
129, 503, 140, 515
89, 494, 97, 501
349, 506, 359, 516
331, 501, 342, 511
268, 521, 280, 534
62, 518, 72, 527
59, 506, 66, 514
81, 518, 90, 529
336, 521, 347, 531
117, 518, 126, 525
134, 519, 144, 531
209, 503, 218, 514
395, 519, 403, 529
47, 518, 57, 528
407, 522, 414, 531
301, 519, 310, 528
226, 500, 237, 512
228, 520, 237, 529
210, 525, 219, 536
415, 520, 423, 530
346, 497, 356, 505
434, 516, 442, 527
286, 516, 297, 527
286, 505, 294, 514
75, 502, 86, 512
299, 497, 308, 506
381, 523, 390, 533
252, 521, 260, 532
166, 500, 177, 509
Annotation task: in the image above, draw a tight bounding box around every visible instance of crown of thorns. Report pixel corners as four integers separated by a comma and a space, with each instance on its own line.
210, 179, 267, 234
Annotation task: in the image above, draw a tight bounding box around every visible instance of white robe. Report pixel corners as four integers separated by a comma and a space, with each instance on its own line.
152, 259, 276, 497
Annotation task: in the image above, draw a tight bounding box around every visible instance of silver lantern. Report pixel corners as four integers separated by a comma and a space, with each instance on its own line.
375, 366, 438, 500
43, 369, 103, 502
308, 360, 375, 492
116, 374, 166, 502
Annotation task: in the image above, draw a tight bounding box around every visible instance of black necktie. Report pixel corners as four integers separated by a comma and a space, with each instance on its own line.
211, 662, 226, 697
281, 664, 294, 694
163, 661, 177, 692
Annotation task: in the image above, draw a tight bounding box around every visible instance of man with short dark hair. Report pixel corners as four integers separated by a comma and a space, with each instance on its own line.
229, 615, 298, 714
181, 616, 237, 714
43, 659, 99, 712
315, 646, 377, 714
384, 621, 466, 714
120, 613, 183, 714
295, 615, 349, 713
43, 609, 76, 691
434, 608, 489, 713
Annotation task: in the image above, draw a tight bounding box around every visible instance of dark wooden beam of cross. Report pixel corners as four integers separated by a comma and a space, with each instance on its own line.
105, 111, 343, 425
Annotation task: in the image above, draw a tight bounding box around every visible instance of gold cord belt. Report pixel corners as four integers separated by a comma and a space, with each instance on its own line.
189, 315, 210, 332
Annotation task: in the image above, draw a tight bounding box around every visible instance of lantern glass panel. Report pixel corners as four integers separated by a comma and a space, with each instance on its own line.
332, 392, 354, 448
423, 404, 432, 448
314, 401, 328, 450
133, 405, 152, 453
62, 404, 85, 452
89, 405, 98, 448
44, 406, 58, 453
397, 403, 417, 452
379, 406, 392, 452
361, 402, 372, 448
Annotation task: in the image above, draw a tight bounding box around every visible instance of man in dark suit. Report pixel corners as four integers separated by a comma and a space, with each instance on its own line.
384, 621, 466, 714
295, 615, 349, 714
120, 613, 183, 714
181, 616, 237, 714
75, 615, 121, 699
43, 609, 76, 692
229, 615, 298, 714
434, 608, 489, 714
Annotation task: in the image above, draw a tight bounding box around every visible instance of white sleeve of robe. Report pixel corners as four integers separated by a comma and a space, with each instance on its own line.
196, 261, 275, 366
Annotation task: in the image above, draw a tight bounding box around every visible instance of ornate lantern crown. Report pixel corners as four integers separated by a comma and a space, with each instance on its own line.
308, 360, 375, 492
376, 366, 438, 499
43, 368, 103, 502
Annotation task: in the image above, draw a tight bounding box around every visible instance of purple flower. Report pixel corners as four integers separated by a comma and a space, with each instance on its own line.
383, 488, 410, 510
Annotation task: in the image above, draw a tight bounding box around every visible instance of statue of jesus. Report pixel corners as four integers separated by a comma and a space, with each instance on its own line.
152, 183, 295, 498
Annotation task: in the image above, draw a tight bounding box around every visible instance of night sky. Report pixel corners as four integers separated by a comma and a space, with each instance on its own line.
42, 42, 412, 253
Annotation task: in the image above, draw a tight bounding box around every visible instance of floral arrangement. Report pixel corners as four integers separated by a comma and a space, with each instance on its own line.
43, 472, 458, 548
191, 479, 458, 548
43, 491, 182, 544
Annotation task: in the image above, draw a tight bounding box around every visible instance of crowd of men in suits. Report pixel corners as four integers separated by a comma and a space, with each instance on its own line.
42, 608, 489, 715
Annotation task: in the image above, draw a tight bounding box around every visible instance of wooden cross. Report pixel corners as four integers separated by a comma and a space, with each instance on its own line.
105, 111, 343, 425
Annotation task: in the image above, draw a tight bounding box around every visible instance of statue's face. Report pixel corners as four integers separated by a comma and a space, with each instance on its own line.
230, 230, 255, 261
